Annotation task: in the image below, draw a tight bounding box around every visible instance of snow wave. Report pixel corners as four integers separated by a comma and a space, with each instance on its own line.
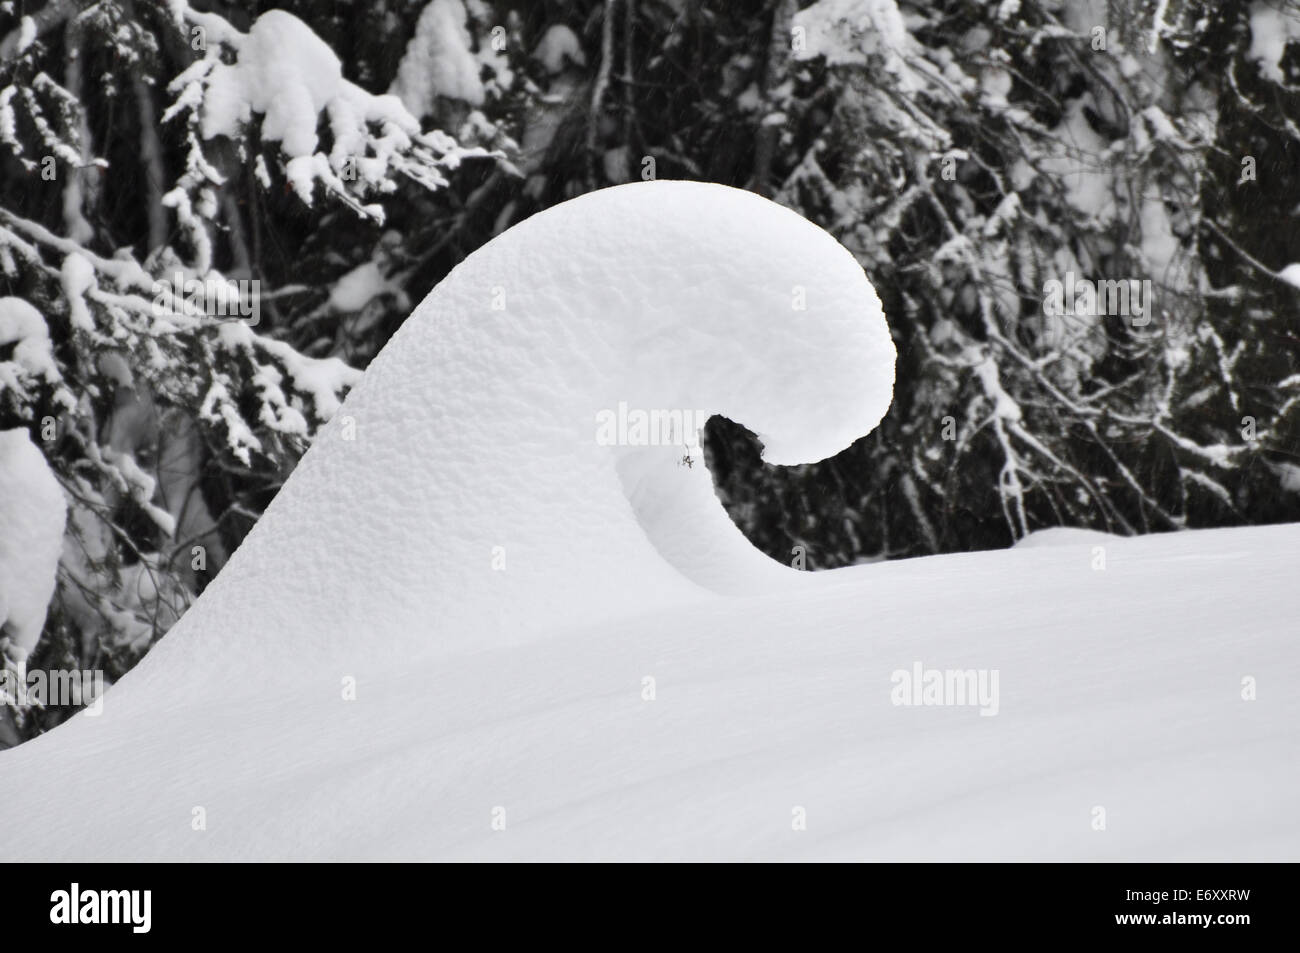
132, 181, 894, 679
4, 185, 1297, 863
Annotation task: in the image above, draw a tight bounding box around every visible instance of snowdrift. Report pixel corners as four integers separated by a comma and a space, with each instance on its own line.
0, 182, 1296, 861
0, 428, 66, 661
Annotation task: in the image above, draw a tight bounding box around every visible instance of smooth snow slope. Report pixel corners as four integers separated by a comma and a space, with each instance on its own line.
1, 182, 1296, 861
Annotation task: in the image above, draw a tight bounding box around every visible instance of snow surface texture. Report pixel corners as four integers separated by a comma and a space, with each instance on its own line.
1, 182, 1297, 861
0, 429, 66, 662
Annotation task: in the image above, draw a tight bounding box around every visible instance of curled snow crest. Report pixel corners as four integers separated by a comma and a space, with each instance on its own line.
143, 182, 895, 672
